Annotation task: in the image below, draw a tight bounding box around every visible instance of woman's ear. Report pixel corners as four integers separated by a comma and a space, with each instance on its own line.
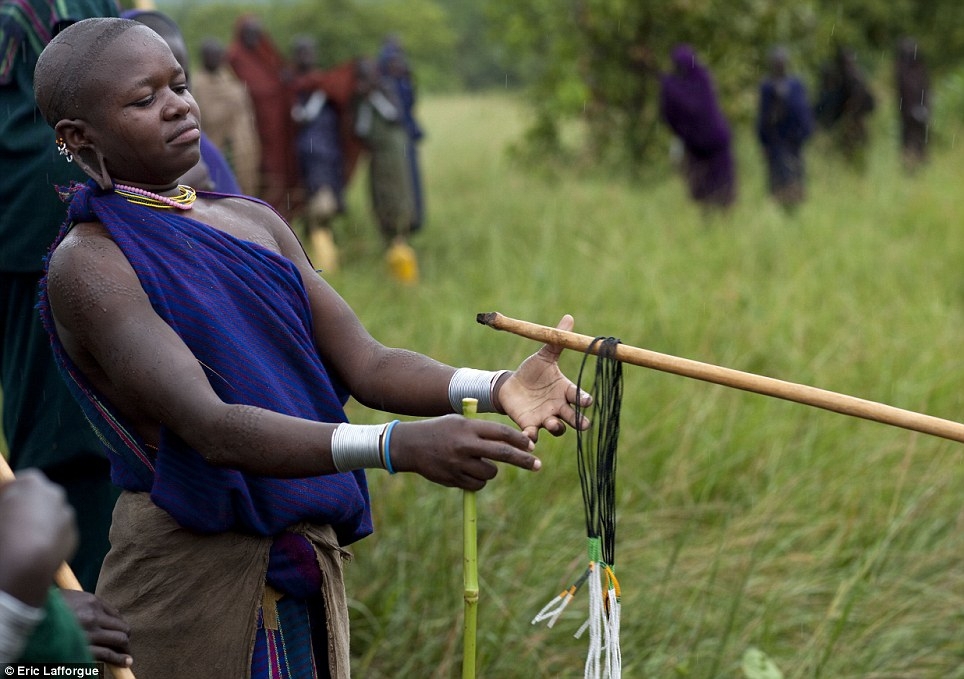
55, 119, 113, 191
55, 119, 88, 157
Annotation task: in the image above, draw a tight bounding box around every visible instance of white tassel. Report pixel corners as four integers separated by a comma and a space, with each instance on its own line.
604, 586, 621, 678
583, 563, 603, 679
532, 588, 575, 628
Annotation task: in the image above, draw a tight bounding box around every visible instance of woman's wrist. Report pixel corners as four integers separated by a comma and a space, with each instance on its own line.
490, 370, 512, 414
448, 368, 510, 414
329, 421, 400, 474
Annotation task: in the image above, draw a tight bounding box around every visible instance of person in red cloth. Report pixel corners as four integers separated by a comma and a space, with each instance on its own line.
227, 15, 299, 216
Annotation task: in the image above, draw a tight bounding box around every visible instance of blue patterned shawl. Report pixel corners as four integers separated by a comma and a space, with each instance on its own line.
38, 181, 372, 545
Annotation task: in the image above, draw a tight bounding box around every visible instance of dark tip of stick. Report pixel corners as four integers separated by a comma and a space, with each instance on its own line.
477, 312, 497, 326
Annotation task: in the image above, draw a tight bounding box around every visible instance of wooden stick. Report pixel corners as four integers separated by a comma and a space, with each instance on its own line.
0, 455, 137, 678
461, 398, 480, 679
477, 311, 964, 445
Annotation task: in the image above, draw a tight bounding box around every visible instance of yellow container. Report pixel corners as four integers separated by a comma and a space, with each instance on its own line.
386, 240, 419, 284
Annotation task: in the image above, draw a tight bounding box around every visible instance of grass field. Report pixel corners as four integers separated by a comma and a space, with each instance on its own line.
2, 91, 960, 677
327, 93, 964, 677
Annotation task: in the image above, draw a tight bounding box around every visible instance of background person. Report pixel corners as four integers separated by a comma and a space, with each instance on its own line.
895, 37, 930, 171
0, 0, 120, 594
192, 37, 262, 195
227, 14, 300, 215
290, 35, 353, 273
0, 468, 130, 666
659, 44, 737, 212
815, 45, 876, 169
353, 57, 419, 281
378, 36, 426, 234
756, 46, 814, 210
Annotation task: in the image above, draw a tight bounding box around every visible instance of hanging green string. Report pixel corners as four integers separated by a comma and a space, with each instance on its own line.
574, 336, 623, 569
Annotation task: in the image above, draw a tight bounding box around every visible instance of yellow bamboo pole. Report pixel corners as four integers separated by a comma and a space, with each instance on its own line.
461, 397, 479, 679
0, 455, 136, 679
477, 311, 964, 445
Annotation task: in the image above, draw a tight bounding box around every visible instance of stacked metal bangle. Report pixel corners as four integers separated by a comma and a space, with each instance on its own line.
330, 421, 401, 473
448, 368, 509, 414
0, 590, 44, 660
330, 422, 386, 472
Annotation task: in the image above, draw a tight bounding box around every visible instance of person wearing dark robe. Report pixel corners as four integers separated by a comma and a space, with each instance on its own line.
756, 46, 814, 209
289, 51, 364, 196
227, 15, 299, 215
289, 35, 357, 273
659, 44, 736, 211
814, 45, 876, 169
895, 37, 930, 171
378, 36, 425, 233
0, 0, 120, 595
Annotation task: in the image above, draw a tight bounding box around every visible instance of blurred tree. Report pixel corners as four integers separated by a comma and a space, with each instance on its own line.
442, 0, 523, 90
160, 0, 457, 89
154, 0, 964, 169
487, 0, 964, 171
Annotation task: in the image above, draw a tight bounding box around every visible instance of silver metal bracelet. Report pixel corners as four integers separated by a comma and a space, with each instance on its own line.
0, 589, 44, 663
330, 422, 388, 472
448, 368, 509, 414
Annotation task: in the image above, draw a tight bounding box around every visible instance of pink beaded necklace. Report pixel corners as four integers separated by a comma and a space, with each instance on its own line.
113, 183, 197, 210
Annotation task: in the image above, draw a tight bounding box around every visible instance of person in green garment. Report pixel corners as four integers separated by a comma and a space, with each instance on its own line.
352, 56, 420, 281
0, 0, 121, 593
0, 469, 131, 666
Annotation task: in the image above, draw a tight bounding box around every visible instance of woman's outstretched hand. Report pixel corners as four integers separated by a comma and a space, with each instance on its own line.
390, 416, 538, 491
496, 314, 592, 441
380, 315, 592, 492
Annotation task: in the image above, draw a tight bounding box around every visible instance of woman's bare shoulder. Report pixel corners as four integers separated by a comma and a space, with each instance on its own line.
48, 221, 122, 270
46, 221, 144, 325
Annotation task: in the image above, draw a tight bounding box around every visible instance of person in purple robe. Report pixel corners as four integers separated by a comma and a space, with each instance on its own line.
756, 46, 813, 209
659, 44, 736, 210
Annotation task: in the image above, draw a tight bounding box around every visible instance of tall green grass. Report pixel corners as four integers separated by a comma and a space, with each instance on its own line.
2, 91, 957, 677
329, 93, 964, 678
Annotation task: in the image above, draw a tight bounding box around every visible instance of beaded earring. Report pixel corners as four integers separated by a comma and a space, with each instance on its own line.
56, 138, 73, 163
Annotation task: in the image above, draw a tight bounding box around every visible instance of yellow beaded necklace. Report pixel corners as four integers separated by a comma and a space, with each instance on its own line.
114, 183, 197, 210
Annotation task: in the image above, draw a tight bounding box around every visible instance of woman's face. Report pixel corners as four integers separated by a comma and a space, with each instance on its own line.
84, 26, 202, 187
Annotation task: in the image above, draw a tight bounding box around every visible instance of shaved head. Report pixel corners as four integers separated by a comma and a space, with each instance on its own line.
34, 17, 145, 128
123, 10, 190, 76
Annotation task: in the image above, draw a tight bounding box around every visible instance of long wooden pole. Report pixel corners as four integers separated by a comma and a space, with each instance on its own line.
461, 398, 480, 679
0, 455, 136, 679
477, 311, 964, 445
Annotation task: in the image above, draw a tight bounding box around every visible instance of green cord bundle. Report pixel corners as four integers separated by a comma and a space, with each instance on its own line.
576, 336, 622, 572
532, 337, 624, 678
